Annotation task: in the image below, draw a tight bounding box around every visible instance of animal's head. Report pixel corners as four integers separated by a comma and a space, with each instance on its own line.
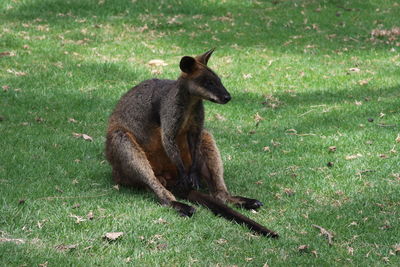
179, 49, 231, 104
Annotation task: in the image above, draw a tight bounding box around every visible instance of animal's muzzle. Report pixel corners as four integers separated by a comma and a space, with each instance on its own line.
220, 94, 231, 104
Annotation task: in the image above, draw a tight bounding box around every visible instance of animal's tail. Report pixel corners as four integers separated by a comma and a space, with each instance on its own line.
186, 190, 279, 238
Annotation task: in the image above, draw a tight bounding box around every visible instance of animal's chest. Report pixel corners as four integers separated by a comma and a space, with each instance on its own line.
179, 110, 194, 133
141, 126, 192, 182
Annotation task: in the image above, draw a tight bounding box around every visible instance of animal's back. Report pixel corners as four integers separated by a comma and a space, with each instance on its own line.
108, 78, 175, 143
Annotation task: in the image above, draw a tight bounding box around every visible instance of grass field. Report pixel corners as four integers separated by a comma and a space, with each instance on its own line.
1, 0, 400, 266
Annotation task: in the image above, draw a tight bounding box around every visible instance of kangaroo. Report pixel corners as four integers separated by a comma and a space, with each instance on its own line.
105, 49, 278, 237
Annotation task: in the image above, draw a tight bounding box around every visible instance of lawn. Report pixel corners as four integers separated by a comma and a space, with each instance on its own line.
1, 0, 399, 266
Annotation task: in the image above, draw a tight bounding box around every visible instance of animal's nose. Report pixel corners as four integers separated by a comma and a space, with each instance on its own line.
223, 94, 231, 103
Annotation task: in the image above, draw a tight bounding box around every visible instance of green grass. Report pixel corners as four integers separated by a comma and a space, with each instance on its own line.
1, 0, 399, 265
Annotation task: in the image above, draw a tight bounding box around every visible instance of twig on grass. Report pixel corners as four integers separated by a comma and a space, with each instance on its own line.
298, 109, 315, 117
312, 224, 334, 246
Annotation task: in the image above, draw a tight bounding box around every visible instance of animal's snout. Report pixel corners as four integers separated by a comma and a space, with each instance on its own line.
222, 94, 231, 104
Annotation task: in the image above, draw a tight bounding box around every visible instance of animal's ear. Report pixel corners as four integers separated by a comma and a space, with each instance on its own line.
196, 48, 215, 65
180, 56, 197, 74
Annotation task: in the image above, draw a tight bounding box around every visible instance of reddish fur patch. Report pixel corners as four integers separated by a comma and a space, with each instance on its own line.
130, 127, 193, 188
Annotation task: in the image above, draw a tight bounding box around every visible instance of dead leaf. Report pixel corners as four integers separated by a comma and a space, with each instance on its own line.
151, 69, 162, 75
262, 146, 270, 152
379, 224, 392, 230
7, 69, 27, 76
147, 234, 164, 245
284, 188, 295, 196
245, 257, 253, 262
254, 112, 264, 126
216, 238, 228, 245
358, 79, 370, 85
311, 250, 318, 257
283, 40, 293, 46
69, 214, 86, 224
348, 221, 358, 227
345, 154, 362, 160
68, 118, 78, 123
138, 24, 148, 33
39, 262, 48, 267
87, 211, 94, 220
153, 218, 168, 224
243, 73, 252, 79
156, 243, 168, 250
328, 146, 337, 152
54, 244, 78, 251
214, 113, 226, 121
148, 59, 167, 67
103, 232, 124, 241
72, 133, 93, 141
349, 67, 360, 72
82, 134, 93, 141
298, 244, 309, 252
37, 219, 47, 229
55, 186, 64, 193
271, 140, 281, 147
311, 224, 334, 245
347, 246, 354, 255
0, 51, 14, 57
262, 94, 282, 109
396, 134, 400, 143
113, 184, 120, 191
354, 100, 362, 106
35, 117, 45, 123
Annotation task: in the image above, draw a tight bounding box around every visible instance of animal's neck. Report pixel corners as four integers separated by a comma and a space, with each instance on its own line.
176, 77, 203, 110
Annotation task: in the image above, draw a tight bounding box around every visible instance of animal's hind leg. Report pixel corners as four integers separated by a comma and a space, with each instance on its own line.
106, 130, 195, 217
199, 130, 263, 210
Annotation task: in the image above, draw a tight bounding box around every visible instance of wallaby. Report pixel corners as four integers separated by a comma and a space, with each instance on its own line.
105, 49, 278, 238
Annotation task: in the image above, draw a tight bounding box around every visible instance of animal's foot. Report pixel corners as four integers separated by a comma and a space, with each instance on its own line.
171, 201, 196, 217
233, 196, 264, 210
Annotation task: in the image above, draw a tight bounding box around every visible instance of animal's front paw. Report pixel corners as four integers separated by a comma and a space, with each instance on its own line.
233, 196, 264, 210
188, 172, 201, 190
171, 201, 196, 217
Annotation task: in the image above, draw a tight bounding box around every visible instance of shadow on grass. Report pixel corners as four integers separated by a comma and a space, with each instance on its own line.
3, 0, 396, 53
